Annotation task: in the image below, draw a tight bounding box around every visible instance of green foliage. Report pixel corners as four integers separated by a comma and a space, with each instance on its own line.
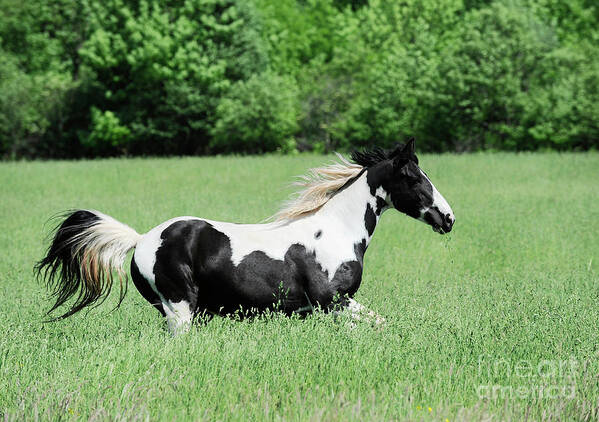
0, 0, 598, 157
535, 0, 599, 44
82, 108, 132, 154
317, 0, 599, 151
256, 0, 339, 76
0, 0, 87, 75
0, 49, 73, 157
430, 3, 599, 150
211, 72, 299, 153
75, 0, 267, 155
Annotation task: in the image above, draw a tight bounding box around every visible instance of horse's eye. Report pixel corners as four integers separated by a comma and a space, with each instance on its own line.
406, 176, 419, 186
400, 169, 418, 182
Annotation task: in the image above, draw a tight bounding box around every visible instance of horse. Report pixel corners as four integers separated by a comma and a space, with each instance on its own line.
35, 139, 454, 334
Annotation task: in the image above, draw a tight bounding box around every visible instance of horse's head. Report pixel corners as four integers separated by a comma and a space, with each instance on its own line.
377, 139, 455, 234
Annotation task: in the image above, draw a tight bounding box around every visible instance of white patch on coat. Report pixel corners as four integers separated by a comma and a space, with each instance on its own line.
374, 186, 390, 213
209, 172, 384, 280
348, 298, 365, 314
132, 170, 389, 299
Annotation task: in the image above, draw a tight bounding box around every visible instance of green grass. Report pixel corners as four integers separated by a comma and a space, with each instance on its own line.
1, 153, 598, 421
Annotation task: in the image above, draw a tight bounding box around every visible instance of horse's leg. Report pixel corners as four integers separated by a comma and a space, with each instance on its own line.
131, 258, 165, 316
132, 256, 197, 335
132, 221, 205, 335
347, 299, 385, 326
162, 299, 194, 335
153, 267, 199, 335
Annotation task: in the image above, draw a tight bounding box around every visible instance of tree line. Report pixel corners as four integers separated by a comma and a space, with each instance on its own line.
0, 0, 597, 158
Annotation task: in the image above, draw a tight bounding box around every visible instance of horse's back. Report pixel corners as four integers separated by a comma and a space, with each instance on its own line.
132, 217, 307, 315
130, 215, 361, 316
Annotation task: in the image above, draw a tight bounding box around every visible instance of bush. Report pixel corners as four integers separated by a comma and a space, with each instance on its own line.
432, 2, 599, 150
326, 1, 599, 151
211, 72, 299, 153
74, 0, 268, 156
82, 108, 132, 154
0, 50, 73, 158
0, 0, 598, 157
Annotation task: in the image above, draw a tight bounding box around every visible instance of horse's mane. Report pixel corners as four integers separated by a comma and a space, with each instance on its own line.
273, 147, 398, 221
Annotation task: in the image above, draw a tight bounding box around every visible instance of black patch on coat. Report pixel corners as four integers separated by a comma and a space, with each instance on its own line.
423, 207, 443, 228
146, 219, 365, 319
364, 203, 376, 236
352, 141, 438, 222
365, 160, 393, 196
314, 230, 322, 239
131, 257, 165, 316
383, 161, 434, 219
375, 196, 387, 215
152, 220, 204, 311
354, 239, 367, 266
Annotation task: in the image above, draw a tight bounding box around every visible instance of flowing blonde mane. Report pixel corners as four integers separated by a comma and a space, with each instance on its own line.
273, 153, 364, 221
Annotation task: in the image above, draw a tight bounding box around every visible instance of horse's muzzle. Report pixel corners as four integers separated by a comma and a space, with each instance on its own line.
424, 208, 454, 234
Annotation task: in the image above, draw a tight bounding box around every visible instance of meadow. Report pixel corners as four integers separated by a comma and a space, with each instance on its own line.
0, 153, 598, 421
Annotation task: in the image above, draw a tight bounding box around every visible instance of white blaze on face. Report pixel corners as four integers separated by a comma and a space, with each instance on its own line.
420, 169, 455, 225
431, 181, 454, 223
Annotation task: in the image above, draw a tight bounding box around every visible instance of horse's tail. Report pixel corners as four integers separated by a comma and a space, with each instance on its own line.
35, 209, 143, 320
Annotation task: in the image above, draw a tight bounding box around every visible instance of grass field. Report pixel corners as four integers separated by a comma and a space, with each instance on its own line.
1, 153, 598, 421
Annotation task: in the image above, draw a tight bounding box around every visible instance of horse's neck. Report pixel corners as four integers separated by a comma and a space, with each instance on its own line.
311, 170, 388, 246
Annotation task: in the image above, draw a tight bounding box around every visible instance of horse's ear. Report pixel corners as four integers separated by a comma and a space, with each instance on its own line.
403, 137, 415, 155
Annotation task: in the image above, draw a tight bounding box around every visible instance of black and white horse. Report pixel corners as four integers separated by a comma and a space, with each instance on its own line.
36, 140, 454, 334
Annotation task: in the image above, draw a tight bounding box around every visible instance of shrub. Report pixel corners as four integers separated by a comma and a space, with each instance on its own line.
0, 0, 598, 157
0, 50, 72, 158
211, 72, 299, 153
82, 108, 132, 154
431, 2, 599, 150
76, 0, 268, 155
327, 1, 599, 151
